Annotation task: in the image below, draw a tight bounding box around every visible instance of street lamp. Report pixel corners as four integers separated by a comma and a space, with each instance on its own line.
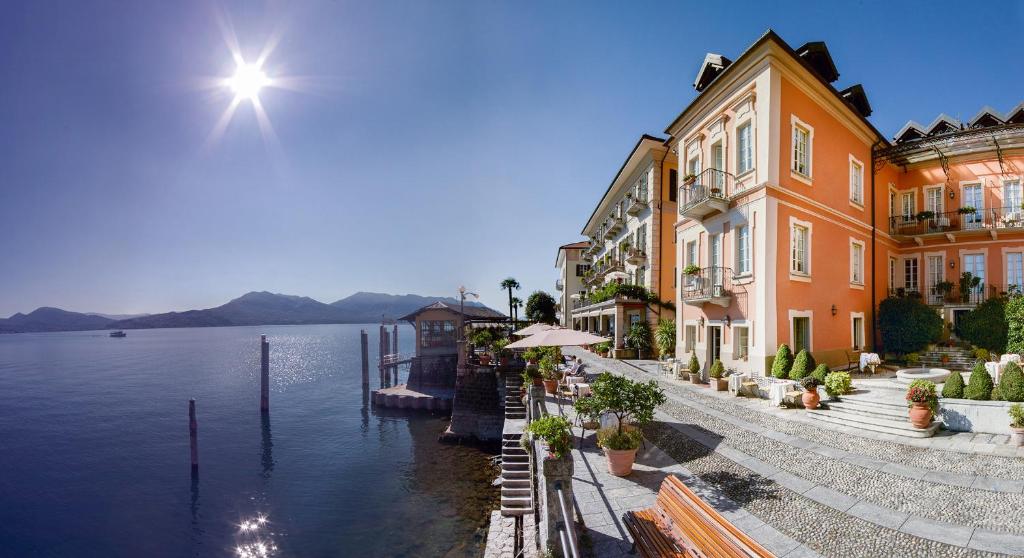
458, 285, 479, 342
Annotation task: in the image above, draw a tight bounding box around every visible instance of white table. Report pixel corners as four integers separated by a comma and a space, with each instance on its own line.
572, 383, 591, 398
767, 379, 797, 407
728, 373, 750, 395
859, 352, 881, 374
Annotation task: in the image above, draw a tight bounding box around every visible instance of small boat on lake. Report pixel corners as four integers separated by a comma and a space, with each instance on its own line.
109, 331, 127, 338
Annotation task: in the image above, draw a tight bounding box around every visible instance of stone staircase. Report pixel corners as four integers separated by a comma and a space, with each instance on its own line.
919, 346, 977, 372
806, 390, 940, 438
499, 373, 532, 517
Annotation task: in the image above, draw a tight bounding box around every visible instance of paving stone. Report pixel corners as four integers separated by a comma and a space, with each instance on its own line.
900, 517, 975, 547
845, 501, 910, 529
802, 485, 858, 512
969, 528, 1024, 555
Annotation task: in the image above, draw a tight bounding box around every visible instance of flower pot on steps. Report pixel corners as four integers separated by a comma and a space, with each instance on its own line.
604, 447, 638, 476
1012, 427, 1024, 447
908, 403, 932, 429
801, 390, 820, 410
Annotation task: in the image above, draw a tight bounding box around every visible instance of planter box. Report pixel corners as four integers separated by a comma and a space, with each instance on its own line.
940, 398, 1017, 435
614, 348, 638, 359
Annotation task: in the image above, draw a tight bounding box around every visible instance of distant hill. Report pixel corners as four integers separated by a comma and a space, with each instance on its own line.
86, 312, 151, 321
0, 307, 114, 333
0, 291, 500, 333
329, 291, 484, 323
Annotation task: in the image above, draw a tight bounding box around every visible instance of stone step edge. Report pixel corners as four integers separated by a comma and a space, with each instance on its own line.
653, 408, 1024, 556
807, 409, 939, 439
826, 400, 910, 418
811, 407, 924, 432
652, 377, 1024, 495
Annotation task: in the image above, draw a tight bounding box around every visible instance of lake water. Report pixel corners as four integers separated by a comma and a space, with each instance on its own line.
0, 325, 498, 557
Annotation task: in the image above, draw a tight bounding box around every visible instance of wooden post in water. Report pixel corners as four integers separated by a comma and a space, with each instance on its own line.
391, 324, 399, 385
189, 399, 198, 476
378, 325, 386, 388
360, 329, 369, 387
383, 329, 392, 387
260, 335, 270, 414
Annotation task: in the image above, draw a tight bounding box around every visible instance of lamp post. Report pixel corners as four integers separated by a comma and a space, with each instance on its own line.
458, 286, 479, 342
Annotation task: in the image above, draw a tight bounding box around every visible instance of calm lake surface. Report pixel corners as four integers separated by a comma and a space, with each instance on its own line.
0, 324, 498, 557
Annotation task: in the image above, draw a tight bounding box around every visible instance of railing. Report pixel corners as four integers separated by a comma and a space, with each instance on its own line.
625, 246, 646, 264
554, 481, 580, 558
626, 193, 648, 215
604, 217, 625, 238
889, 206, 1024, 236
681, 266, 734, 301
679, 169, 733, 215
888, 285, 990, 305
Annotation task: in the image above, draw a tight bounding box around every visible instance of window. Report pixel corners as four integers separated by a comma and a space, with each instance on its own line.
686, 241, 697, 266
636, 224, 647, 252
901, 192, 916, 218
710, 141, 725, 190
904, 258, 918, 291
1005, 180, 1022, 210
792, 316, 811, 353
889, 257, 897, 290
963, 253, 985, 303
849, 157, 864, 205
791, 223, 809, 275
1008, 253, 1023, 293
709, 234, 722, 289
420, 320, 456, 348
669, 169, 678, 202
925, 186, 943, 214
850, 241, 863, 284
735, 225, 750, 275
889, 190, 896, 217
734, 326, 749, 360
635, 266, 646, 286
926, 255, 943, 305
687, 155, 700, 178
852, 316, 864, 351
684, 325, 696, 353
963, 183, 984, 229
737, 122, 753, 175
575, 264, 590, 277
637, 172, 649, 202
792, 120, 811, 177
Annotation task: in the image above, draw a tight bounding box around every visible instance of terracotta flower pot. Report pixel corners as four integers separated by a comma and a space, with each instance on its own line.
604, 447, 638, 476
908, 403, 932, 429
689, 372, 701, 384
1012, 427, 1024, 447
802, 390, 820, 410
713, 378, 728, 391
542, 379, 558, 394
532, 377, 544, 387
479, 355, 492, 365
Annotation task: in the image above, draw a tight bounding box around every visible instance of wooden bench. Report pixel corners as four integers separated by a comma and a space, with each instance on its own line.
623, 475, 775, 558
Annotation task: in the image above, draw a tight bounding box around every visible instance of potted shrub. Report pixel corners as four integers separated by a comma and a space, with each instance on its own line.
823, 371, 852, 400
687, 352, 701, 383
654, 319, 676, 360
470, 329, 494, 364
579, 373, 666, 476
905, 379, 938, 429
682, 173, 697, 186
625, 321, 653, 360
493, 338, 511, 367
594, 341, 611, 357
771, 344, 794, 379
539, 355, 559, 394
523, 347, 541, 366
573, 397, 602, 430
1009, 404, 1024, 447
682, 263, 701, 276
525, 415, 572, 459
709, 359, 727, 391
800, 376, 821, 409
522, 366, 543, 388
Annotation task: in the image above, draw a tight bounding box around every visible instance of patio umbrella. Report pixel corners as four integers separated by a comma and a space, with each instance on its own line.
604, 271, 629, 282
513, 323, 558, 336
505, 328, 609, 349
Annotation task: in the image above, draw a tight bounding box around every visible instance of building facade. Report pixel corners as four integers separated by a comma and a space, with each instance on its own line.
561, 30, 1024, 376
555, 241, 590, 326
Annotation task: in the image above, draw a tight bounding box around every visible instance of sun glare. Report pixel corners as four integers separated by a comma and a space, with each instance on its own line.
226, 63, 270, 100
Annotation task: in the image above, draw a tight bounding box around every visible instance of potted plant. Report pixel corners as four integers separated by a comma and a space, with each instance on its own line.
492, 338, 511, 367
578, 373, 666, 476
1009, 404, 1024, 447
682, 173, 697, 186
800, 376, 821, 409
594, 341, 611, 357
682, 263, 701, 276
624, 321, 653, 360
525, 415, 572, 459
654, 320, 676, 360
470, 329, 494, 364
905, 379, 938, 429
709, 359, 727, 391
687, 352, 701, 383
915, 210, 935, 222
523, 347, 541, 366
522, 366, 543, 388
539, 355, 559, 394
958, 206, 977, 215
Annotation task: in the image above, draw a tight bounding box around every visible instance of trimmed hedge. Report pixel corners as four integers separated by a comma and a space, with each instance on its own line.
998, 362, 1024, 402
941, 370, 965, 399
789, 349, 815, 380
957, 298, 1008, 353
688, 353, 700, 375
771, 344, 794, 379
811, 364, 830, 383
879, 295, 943, 355
1008, 296, 1024, 354
964, 361, 994, 401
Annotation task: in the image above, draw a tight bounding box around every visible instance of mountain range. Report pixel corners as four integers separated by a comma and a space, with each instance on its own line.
0, 291, 495, 334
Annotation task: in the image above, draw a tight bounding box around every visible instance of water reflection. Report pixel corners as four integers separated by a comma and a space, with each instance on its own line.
260, 414, 274, 479
235, 513, 277, 558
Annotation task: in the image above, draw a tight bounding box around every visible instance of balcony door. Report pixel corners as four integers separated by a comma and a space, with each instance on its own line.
709, 234, 722, 295
711, 142, 724, 191
926, 256, 943, 305
963, 254, 985, 303
963, 183, 983, 229
925, 187, 943, 214
707, 325, 722, 369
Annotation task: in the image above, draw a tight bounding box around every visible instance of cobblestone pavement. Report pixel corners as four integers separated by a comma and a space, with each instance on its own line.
565, 347, 1024, 557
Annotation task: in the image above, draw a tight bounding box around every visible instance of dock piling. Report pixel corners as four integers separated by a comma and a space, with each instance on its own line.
189, 399, 198, 476
360, 329, 370, 387
260, 335, 270, 414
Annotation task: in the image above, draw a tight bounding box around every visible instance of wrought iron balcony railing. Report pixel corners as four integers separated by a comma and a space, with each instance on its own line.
679, 169, 733, 219
626, 193, 648, 215
604, 216, 625, 238
889, 206, 1024, 237
625, 246, 647, 264
681, 266, 734, 307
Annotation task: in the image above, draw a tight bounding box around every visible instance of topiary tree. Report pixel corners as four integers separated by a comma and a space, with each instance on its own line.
941, 370, 965, 399
688, 352, 700, 376
811, 364, 830, 383
1007, 296, 1024, 354
771, 344, 794, 379
789, 349, 815, 380
525, 291, 558, 324
709, 359, 725, 379
999, 362, 1024, 402
879, 295, 943, 355
957, 297, 1007, 353
625, 321, 653, 359
964, 361, 994, 401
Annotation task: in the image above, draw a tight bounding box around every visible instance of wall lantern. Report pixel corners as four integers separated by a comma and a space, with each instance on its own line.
831, 304, 838, 317
725, 315, 731, 327
949, 260, 956, 269
949, 189, 956, 200
698, 316, 705, 328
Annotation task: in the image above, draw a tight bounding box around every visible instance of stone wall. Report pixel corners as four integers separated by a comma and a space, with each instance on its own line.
406, 354, 458, 390
941, 398, 1017, 435
444, 365, 503, 442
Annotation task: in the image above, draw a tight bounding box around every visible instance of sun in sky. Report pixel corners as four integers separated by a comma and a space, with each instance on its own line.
226, 62, 271, 101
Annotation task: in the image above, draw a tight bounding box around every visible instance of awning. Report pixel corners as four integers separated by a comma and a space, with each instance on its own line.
505, 329, 609, 349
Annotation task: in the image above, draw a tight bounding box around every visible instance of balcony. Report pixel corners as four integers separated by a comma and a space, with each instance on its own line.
604, 217, 625, 239
626, 193, 648, 215
580, 252, 593, 263
555, 279, 563, 291
886, 284, 1014, 306
889, 206, 1024, 240
681, 266, 734, 307
679, 169, 732, 220
625, 246, 647, 265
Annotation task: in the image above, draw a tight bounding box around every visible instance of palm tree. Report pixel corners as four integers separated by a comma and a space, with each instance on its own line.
500, 277, 520, 331
511, 297, 523, 328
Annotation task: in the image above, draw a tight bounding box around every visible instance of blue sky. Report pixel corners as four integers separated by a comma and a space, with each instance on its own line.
1, 1, 1022, 317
